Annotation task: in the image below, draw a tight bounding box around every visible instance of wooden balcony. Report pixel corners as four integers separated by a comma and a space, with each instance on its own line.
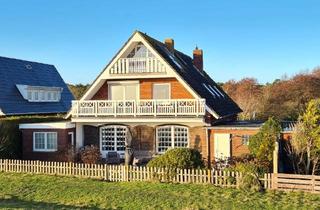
109, 58, 167, 74
71, 99, 206, 118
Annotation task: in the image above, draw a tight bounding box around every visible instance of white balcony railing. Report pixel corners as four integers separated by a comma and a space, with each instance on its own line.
71, 99, 206, 117
109, 58, 167, 74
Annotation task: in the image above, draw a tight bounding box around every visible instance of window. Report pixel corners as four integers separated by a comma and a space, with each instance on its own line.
47, 92, 52, 100
109, 82, 139, 101
241, 135, 250, 146
27, 91, 32, 100
127, 43, 154, 58
156, 125, 188, 153
33, 132, 58, 152
100, 125, 127, 152
34, 91, 39, 100
153, 83, 170, 99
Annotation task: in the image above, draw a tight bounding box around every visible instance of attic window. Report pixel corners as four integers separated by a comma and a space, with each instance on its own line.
25, 64, 32, 70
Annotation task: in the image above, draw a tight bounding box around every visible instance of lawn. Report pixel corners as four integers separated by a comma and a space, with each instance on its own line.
0, 172, 319, 209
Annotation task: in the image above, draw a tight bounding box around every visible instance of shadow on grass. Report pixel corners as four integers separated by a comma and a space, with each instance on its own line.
0, 195, 101, 210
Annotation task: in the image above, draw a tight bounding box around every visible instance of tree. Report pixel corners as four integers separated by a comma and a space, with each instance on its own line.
223, 78, 262, 120
248, 117, 281, 168
259, 70, 320, 120
290, 99, 320, 175
68, 83, 90, 100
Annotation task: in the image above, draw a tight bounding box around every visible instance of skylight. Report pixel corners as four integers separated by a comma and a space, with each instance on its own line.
212, 85, 225, 98
202, 83, 216, 98
208, 85, 220, 98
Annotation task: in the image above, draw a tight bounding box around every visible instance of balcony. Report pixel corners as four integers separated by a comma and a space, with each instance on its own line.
71, 99, 206, 118
109, 58, 167, 74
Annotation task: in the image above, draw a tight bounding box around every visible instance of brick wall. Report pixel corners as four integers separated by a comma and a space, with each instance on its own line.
189, 126, 208, 163
209, 129, 259, 162
21, 128, 75, 161
92, 81, 108, 100
83, 125, 99, 146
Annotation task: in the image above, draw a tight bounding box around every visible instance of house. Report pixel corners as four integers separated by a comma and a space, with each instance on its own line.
0, 56, 74, 116
19, 31, 242, 162
208, 121, 294, 160
19, 31, 293, 165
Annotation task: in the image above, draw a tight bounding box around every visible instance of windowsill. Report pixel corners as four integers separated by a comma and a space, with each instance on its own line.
33, 149, 58, 153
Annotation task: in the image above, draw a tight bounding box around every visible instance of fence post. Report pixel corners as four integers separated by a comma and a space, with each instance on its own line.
312, 175, 316, 193
272, 173, 277, 190
273, 141, 279, 174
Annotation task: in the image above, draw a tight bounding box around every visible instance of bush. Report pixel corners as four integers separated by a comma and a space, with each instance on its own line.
248, 117, 281, 168
147, 148, 204, 169
58, 145, 78, 162
80, 145, 101, 164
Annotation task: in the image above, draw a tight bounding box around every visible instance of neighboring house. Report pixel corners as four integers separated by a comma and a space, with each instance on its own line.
19, 31, 293, 165
208, 121, 294, 160
0, 56, 74, 116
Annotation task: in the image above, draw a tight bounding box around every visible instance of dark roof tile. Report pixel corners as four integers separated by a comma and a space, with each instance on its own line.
139, 32, 242, 118
0, 56, 74, 115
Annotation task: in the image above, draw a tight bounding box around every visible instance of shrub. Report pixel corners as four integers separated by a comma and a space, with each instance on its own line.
79, 145, 101, 164
234, 161, 268, 192
58, 145, 78, 162
147, 148, 204, 169
248, 117, 281, 169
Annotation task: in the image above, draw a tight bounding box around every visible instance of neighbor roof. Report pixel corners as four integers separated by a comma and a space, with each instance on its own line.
138, 31, 242, 118
0, 56, 74, 115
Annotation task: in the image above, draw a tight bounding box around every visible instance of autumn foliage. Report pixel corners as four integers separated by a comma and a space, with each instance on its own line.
222, 67, 320, 120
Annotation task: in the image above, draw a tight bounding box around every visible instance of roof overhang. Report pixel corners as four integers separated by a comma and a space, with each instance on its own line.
19, 121, 75, 129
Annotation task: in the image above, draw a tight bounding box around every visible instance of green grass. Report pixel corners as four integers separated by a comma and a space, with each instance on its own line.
0, 172, 319, 209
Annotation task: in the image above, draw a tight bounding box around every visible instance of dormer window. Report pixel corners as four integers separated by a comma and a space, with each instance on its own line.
16, 84, 62, 102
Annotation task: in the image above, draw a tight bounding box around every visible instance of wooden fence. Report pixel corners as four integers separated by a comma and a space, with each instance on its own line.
0, 159, 243, 187
273, 173, 320, 193
2, 159, 320, 193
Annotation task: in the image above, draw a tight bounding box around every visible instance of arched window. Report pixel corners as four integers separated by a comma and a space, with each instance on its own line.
156, 125, 189, 153
100, 125, 127, 153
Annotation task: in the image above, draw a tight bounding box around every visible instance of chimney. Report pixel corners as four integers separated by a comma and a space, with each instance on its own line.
164, 38, 174, 52
193, 47, 203, 71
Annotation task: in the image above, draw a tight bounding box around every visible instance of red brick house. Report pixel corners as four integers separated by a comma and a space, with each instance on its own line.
19, 31, 293, 164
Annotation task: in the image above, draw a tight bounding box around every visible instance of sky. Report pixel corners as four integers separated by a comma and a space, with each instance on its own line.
0, 0, 319, 85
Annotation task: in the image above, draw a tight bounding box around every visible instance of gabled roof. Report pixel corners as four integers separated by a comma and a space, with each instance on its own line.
0, 56, 74, 116
138, 31, 242, 118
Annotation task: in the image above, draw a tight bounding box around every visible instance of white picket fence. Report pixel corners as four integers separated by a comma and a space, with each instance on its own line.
0, 159, 243, 187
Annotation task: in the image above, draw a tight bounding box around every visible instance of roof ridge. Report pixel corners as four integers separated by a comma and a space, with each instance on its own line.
0, 55, 54, 66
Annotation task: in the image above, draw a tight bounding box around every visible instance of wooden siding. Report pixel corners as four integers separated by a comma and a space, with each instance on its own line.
140, 78, 194, 99
90, 78, 194, 100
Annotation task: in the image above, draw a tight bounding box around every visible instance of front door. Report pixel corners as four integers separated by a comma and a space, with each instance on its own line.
214, 133, 231, 160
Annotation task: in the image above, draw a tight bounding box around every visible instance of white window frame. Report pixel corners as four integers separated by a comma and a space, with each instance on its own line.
100, 125, 127, 154
156, 125, 189, 154
108, 81, 140, 101
152, 83, 171, 100
241, 134, 250, 146
33, 132, 58, 152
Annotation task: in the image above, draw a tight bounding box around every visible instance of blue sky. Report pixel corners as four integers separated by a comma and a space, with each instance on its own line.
0, 0, 319, 84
